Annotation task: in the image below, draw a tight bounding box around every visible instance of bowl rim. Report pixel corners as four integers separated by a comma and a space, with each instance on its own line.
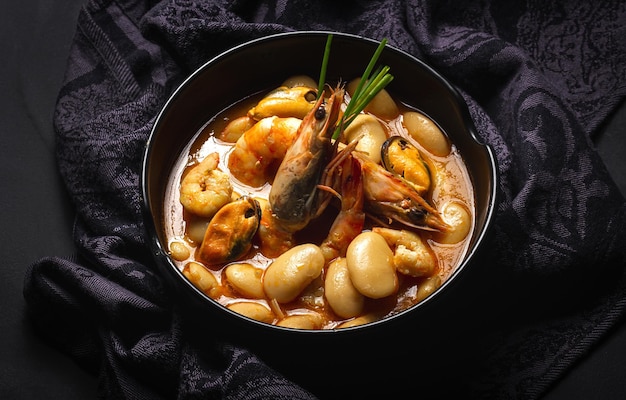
141, 30, 499, 335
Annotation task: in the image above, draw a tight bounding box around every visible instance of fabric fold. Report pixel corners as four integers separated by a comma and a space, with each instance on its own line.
24, 0, 626, 399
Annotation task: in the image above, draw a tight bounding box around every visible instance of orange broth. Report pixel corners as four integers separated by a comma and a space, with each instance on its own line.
163, 86, 475, 329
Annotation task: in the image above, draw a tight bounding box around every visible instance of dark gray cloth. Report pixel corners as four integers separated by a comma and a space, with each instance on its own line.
24, 0, 626, 398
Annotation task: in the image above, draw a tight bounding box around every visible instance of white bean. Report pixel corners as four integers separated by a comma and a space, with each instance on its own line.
185, 218, 210, 244
224, 263, 265, 299
263, 243, 325, 303
182, 262, 220, 298
276, 313, 323, 329
348, 78, 399, 120
346, 231, 398, 299
416, 275, 442, 302
343, 114, 387, 164
227, 301, 275, 323
169, 240, 190, 261
325, 258, 365, 318
403, 111, 450, 156
218, 116, 255, 143
436, 201, 472, 244
336, 313, 378, 329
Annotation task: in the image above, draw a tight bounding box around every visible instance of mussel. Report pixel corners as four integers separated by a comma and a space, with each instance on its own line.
248, 85, 318, 120
381, 136, 431, 194
197, 196, 261, 265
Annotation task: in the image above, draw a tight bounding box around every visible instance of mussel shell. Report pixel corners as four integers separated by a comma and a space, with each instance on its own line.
197, 196, 261, 265
380, 136, 431, 194
248, 85, 318, 120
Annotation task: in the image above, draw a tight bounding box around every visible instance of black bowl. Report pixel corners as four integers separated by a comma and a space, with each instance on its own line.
142, 31, 497, 347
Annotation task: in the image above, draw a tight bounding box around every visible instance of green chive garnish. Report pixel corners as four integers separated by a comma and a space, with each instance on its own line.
332, 38, 393, 140
316, 35, 394, 140
317, 34, 333, 100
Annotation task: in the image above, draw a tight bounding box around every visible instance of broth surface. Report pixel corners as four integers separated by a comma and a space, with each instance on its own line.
163, 82, 474, 329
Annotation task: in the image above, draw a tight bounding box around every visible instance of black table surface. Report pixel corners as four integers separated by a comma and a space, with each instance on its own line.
2, 1, 626, 399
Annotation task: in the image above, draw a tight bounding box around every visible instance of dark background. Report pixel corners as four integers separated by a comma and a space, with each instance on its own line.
2, 1, 625, 398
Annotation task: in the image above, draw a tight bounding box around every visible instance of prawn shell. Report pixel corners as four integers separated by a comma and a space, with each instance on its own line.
226, 116, 302, 187
179, 152, 233, 218
269, 87, 344, 231
381, 136, 431, 194
357, 153, 449, 232
248, 86, 318, 120
197, 196, 261, 265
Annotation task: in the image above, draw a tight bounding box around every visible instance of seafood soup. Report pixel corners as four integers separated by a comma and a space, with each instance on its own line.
162, 74, 475, 330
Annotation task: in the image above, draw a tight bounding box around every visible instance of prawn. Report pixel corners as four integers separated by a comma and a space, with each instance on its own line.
372, 227, 437, 277
180, 152, 233, 218
319, 140, 365, 262
269, 86, 345, 231
227, 116, 302, 187
355, 151, 450, 232
255, 198, 296, 258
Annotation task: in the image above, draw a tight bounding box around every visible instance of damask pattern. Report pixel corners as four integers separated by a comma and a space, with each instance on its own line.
24, 0, 626, 399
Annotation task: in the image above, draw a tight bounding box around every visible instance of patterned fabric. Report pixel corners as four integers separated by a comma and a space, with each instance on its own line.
23, 0, 626, 398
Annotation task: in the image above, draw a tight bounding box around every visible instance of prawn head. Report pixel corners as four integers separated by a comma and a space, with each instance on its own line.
356, 152, 450, 232
269, 86, 345, 231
